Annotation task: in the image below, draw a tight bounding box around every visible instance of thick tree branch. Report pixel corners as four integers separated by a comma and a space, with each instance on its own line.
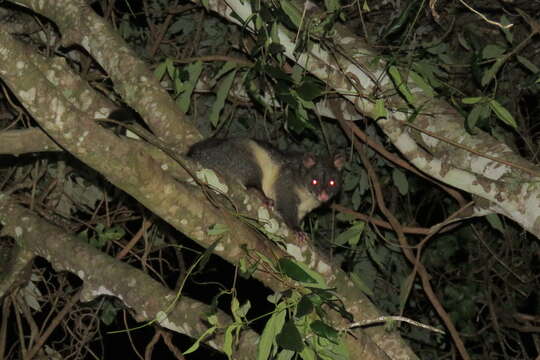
11, 0, 199, 150
0, 129, 60, 154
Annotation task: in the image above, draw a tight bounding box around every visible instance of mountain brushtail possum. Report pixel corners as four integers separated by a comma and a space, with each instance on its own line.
187, 138, 345, 231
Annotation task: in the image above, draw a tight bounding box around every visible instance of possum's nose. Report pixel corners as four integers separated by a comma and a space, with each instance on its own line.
318, 191, 329, 202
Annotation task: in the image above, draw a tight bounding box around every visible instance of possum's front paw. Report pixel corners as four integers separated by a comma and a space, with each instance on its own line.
263, 197, 275, 209
250, 189, 275, 209
295, 230, 309, 243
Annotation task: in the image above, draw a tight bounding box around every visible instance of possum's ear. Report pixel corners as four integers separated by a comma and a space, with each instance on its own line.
303, 153, 317, 168
333, 153, 346, 170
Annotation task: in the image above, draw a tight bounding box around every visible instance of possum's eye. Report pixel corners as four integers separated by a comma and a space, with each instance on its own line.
311, 179, 318, 185
328, 179, 336, 187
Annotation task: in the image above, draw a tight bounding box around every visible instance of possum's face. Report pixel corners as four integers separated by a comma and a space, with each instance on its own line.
304, 153, 345, 202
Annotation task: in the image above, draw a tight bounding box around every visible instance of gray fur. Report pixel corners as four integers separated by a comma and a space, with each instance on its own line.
187, 137, 344, 230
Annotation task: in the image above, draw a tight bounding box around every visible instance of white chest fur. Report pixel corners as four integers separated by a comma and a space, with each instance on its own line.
295, 185, 321, 221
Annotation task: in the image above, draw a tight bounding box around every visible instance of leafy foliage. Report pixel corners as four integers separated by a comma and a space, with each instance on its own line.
0, 0, 539, 359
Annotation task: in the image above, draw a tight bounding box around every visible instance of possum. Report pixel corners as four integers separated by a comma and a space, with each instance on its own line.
187, 137, 345, 231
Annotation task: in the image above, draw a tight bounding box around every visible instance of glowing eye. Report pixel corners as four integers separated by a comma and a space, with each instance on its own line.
311, 179, 318, 185
329, 180, 336, 187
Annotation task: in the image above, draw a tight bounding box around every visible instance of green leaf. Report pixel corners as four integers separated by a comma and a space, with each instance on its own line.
382, 1, 417, 39
392, 169, 409, 195
350, 272, 373, 296
409, 70, 435, 97
299, 346, 317, 360
367, 245, 385, 269
310, 320, 339, 344
257, 303, 287, 360
214, 61, 238, 80
223, 324, 237, 359
266, 294, 282, 306
90, 225, 124, 248
255, 251, 281, 275
278, 258, 317, 284
276, 319, 304, 352
166, 58, 176, 79
194, 238, 222, 275
457, 32, 471, 51
174, 76, 186, 95
500, 15, 513, 43
308, 335, 349, 360
334, 222, 365, 246
177, 61, 203, 113
296, 94, 315, 110
362, 0, 370, 12
98, 226, 125, 246
264, 65, 293, 83
485, 213, 504, 233
342, 171, 359, 192
517, 55, 539, 74
388, 66, 415, 104
312, 9, 341, 35
238, 300, 251, 318
270, 21, 280, 43
481, 57, 506, 87
466, 104, 484, 130
358, 168, 369, 196
462, 97, 483, 104
287, 106, 309, 134
351, 187, 361, 210
296, 295, 314, 317
412, 61, 444, 88
291, 64, 304, 84
296, 80, 324, 101
489, 99, 517, 128
239, 257, 258, 279
182, 326, 217, 355
324, 0, 341, 12
207, 223, 229, 236
479, 103, 492, 121
279, 0, 302, 29
373, 99, 387, 119
399, 272, 415, 314
231, 297, 241, 322
209, 68, 238, 127
426, 42, 449, 56
278, 259, 328, 288
207, 313, 218, 326
154, 60, 168, 80
481, 44, 506, 59
276, 349, 296, 360
100, 300, 119, 325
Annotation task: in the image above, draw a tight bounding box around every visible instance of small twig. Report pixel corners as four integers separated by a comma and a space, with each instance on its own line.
116, 217, 153, 260
457, 0, 513, 29
347, 315, 445, 334
161, 330, 186, 360
332, 203, 460, 235
0, 295, 11, 359
144, 330, 161, 360
24, 289, 82, 360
